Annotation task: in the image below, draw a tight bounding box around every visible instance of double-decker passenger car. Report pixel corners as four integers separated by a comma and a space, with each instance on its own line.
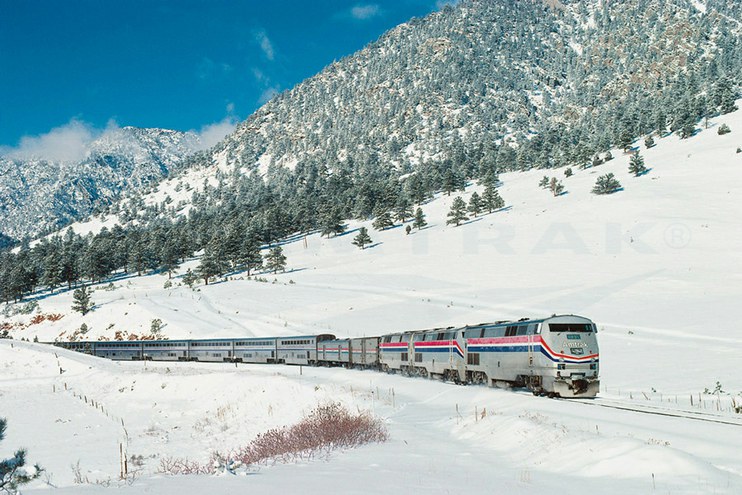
53, 314, 599, 397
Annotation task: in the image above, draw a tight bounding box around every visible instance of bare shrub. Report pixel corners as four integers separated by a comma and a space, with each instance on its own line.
157, 456, 214, 476
157, 402, 387, 476
236, 402, 388, 466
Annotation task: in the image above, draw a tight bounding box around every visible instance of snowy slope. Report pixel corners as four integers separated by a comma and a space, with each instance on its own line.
2, 108, 742, 493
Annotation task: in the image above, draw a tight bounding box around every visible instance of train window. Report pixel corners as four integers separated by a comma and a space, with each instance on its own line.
383, 336, 392, 343
467, 353, 480, 365
414, 353, 422, 362
483, 327, 498, 338
436, 332, 444, 341
516, 326, 527, 336
413, 334, 425, 341
505, 326, 517, 337
549, 323, 593, 333
401, 352, 408, 362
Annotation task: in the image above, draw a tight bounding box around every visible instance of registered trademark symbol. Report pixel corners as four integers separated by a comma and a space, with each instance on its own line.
664, 224, 691, 249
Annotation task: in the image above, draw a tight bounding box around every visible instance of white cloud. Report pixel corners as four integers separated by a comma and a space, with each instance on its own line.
0, 119, 103, 162
250, 67, 281, 105
253, 29, 275, 61
197, 57, 233, 80
194, 117, 237, 150
258, 87, 280, 105
351, 4, 382, 20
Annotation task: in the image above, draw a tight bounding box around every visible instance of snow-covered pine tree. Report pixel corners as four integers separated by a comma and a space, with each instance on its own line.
412, 208, 427, 230
238, 238, 263, 276
264, 246, 287, 274
196, 247, 222, 285
482, 184, 504, 213
71, 285, 93, 315
394, 198, 413, 223
467, 192, 483, 217
644, 135, 655, 148
592, 173, 622, 195
629, 152, 648, 176
352, 227, 372, 250
718, 123, 731, 135
538, 176, 550, 189
446, 197, 469, 227
372, 210, 394, 231
0, 418, 42, 493
182, 268, 197, 288
319, 208, 346, 238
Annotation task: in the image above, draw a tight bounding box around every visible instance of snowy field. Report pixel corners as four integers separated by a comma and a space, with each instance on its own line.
2, 106, 742, 493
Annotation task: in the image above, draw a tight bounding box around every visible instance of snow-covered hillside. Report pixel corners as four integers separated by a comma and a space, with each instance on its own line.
1, 101, 741, 494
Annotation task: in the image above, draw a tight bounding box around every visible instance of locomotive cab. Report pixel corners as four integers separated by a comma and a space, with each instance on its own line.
538, 315, 600, 398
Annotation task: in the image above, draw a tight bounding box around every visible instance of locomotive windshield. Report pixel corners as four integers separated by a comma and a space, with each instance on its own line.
549, 323, 593, 333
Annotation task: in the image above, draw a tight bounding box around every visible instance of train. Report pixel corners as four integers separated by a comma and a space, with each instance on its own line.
53, 314, 600, 398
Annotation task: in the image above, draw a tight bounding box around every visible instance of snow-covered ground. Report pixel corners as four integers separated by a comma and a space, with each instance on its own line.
2, 106, 742, 493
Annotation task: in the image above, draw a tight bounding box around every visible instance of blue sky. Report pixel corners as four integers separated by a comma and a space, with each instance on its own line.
0, 0, 455, 154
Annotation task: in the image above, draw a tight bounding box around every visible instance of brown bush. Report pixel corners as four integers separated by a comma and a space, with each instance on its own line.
157, 456, 213, 475
157, 402, 388, 476
236, 402, 388, 466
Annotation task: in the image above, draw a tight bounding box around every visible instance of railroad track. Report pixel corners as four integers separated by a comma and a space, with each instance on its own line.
566, 397, 742, 427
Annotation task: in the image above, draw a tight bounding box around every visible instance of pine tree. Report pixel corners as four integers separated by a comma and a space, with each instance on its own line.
372, 210, 394, 231
0, 418, 42, 493
549, 177, 565, 196
394, 198, 413, 224
481, 184, 504, 213
196, 248, 222, 285
618, 129, 634, 151
150, 318, 163, 336
264, 246, 287, 274
71, 285, 93, 315
467, 192, 483, 217
352, 227, 372, 250
319, 208, 346, 238
41, 249, 63, 293
629, 152, 648, 176
182, 268, 197, 288
238, 237, 263, 276
538, 176, 550, 189
412, 207, 427, 230
680, 122, 695, 139
159, 240, 180, 279
564, 168, 573, 178
718, 124, 731, 135
442, 170, 457, 196
446, 197, 469, 226
644, 135, 655, 149
592, 173, 622, 195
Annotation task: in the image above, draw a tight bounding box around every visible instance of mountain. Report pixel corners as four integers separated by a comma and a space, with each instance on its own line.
1, 0, 740, 247
198, 0, 739, 177
0, 127, 205, 242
